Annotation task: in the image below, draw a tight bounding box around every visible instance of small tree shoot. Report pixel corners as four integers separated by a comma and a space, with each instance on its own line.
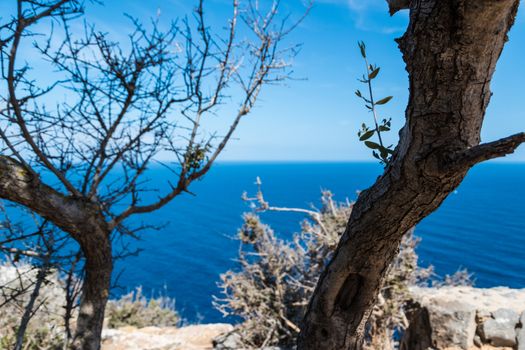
356, 42, 394, 165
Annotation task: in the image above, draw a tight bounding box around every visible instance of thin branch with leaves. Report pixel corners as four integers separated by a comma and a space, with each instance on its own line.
355, 41, 394, 165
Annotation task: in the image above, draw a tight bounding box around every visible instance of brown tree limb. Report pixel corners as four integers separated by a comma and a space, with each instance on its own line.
453, 132, 525, 168
0, 156, 76, 232
386, 0, 410, 15
298, 1, 521, 349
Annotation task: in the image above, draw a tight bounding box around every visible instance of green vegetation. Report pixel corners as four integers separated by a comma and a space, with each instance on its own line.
356, 42, 395, 165
106, 287, 179, 329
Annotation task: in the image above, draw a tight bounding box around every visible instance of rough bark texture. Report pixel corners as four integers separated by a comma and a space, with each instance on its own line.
297, 1, 522, 349
71, 236, 112, 350
0, 156, 112, 350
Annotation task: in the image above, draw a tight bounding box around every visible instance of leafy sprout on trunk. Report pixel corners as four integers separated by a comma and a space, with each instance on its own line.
356, 41, 394, 165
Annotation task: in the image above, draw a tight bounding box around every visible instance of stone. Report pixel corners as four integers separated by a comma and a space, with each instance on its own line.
481, 309, 518, 348
429, 300, 477, 350
213, 330, 243, 350
480, 308, 519, 347
473, 334, 482, 347
518, 312, 525, 350
492, 308, 520, 325
410, 286, 525, 315
213, 332, 291, 350
102, 323, 233, 350
518, 327, 525, 350
407, 287, 525, 350
403, 298, 477, 349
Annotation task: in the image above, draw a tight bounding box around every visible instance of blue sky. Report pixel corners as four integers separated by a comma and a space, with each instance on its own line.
3, 0, 525, 161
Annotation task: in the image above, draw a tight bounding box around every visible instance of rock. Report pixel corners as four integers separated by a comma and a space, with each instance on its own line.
477, 309, 492, 324
404, 289, 477, 349
518, 327, 525, 350
492, 308, 520, 325
212, 331, 292, 350
518, 312, 525, 350
407, 287, 525, 350
429, 300, 477, 349
213, 330, 243, 350
481, 319, 516, 347
473, 334, 482, 347
410, 286, 525, 314
102, 323, 233, 350
480, 308, 519, 347
480, 309, 519, 348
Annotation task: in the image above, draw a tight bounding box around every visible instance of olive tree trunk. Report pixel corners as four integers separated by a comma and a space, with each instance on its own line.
297, 1, 523, 349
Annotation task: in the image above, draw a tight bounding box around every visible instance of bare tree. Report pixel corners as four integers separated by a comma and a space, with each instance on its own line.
298, 1, 524, 349
0, 0, 308, 348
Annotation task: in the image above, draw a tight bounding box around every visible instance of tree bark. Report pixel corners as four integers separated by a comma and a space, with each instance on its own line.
0, 156, 112, 350
71, 233, 112, 350
297, 1, 522, 349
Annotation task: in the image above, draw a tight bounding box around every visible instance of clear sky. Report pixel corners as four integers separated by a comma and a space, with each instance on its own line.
3, 0, 525, 161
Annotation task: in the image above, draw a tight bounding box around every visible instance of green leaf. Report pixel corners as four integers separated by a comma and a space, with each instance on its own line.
378, 126, 390, 132
380, 147, 389, 160
358, 41, 366, 58
368, 67, 380, 79
359, 130, 375, 141
355, 90, 362, 97
376, 96, 393, 105
365, 141, 381, 149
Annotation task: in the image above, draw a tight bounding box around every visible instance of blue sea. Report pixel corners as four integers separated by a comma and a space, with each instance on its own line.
114, 162, 525, 323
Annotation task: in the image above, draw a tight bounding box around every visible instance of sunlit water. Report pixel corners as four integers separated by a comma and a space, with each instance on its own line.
114, 162, 525, 323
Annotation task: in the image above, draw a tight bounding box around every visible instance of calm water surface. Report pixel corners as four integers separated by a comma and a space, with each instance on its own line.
114, 162, 525, 323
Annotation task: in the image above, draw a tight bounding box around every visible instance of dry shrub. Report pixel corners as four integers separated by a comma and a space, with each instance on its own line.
215, 189, 469, 349
106, 287, 179, 329
0, 263, 68, 349
0, 263, 179, 348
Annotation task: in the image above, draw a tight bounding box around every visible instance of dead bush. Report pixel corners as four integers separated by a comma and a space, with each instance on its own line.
0, 263, 179, 348
0, 263, 68, 349
215, 181, 470, 349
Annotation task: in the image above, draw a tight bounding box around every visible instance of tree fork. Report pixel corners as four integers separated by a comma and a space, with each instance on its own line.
297, 1, 522, 349
0, 155, 113, 350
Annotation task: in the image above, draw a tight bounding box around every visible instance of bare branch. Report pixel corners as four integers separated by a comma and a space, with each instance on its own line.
453, 132, 525, 168
0, 156, 87, 237
5, 1, 82, 196
14, 258, 50, 350
242, 177, 326, 228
